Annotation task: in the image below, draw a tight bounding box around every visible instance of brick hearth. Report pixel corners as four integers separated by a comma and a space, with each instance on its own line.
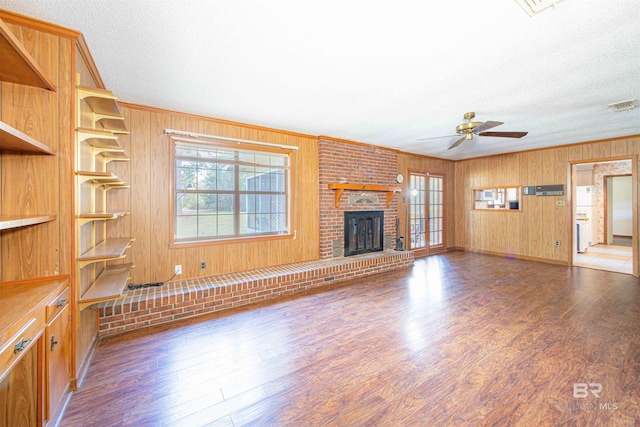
98, 250, 414, 336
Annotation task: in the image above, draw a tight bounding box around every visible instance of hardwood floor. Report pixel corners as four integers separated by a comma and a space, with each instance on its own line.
60, 252, 640, 426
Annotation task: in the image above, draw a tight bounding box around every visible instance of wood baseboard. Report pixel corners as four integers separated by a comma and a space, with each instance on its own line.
453, 247, 570, 266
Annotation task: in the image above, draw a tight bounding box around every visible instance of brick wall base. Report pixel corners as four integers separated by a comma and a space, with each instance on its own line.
98, 250, 414, 337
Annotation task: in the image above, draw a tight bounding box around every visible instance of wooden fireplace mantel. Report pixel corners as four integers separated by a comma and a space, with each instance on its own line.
327, 183, 401, 208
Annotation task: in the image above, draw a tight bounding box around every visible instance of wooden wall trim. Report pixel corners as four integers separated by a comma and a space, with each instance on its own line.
318, 135, 399, 153
454, 247, 570, 266
397, 150, 450, 162
119, 101, 318, 140
454, 133, 640, 163
0, 9, 80, 39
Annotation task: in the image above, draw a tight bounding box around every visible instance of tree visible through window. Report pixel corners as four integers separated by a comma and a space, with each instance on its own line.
172, 137, 291, 242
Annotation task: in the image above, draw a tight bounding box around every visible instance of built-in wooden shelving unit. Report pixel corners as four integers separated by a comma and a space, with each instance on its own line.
0, 18, 56, 91
76, 82, 132, 310
328, 183, 402, 208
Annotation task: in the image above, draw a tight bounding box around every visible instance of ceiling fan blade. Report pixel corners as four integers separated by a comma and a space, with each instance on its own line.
472, 121, 503, 134
417, 134, 458, 141
448, 135, 468, 150
477, 131, 528, 138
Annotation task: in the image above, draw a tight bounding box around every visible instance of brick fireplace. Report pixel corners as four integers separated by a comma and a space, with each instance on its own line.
318, 137, 399, 258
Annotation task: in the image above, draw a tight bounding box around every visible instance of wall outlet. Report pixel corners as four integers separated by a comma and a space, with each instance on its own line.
175, 265, 182, 275
200, 261, 206, 270
554, 240, 561, 247
556, 200, 566, 207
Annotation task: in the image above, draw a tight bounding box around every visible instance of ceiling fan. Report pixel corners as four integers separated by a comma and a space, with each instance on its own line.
419, 112, 528, 150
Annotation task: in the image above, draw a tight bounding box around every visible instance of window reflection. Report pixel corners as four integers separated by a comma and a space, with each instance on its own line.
403, 257, 446, 352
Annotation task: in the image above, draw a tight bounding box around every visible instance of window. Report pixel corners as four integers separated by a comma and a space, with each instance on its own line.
473, 186, 521, 210
172, 137, 292, 243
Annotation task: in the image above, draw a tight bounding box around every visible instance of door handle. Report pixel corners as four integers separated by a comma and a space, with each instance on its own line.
50, 335, 59, 352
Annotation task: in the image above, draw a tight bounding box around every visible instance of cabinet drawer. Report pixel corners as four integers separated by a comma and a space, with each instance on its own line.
46, 287, 70, 323
0, 317, 41, 382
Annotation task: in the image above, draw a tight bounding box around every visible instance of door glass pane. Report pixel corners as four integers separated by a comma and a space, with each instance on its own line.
429, 175, 444, 247
409, 174, 427, 250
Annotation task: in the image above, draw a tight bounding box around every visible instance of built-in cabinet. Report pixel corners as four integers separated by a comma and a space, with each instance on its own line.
0, 16, 70, 426
75, 84, 132, 311
45, 287, 70, 422
576, 164, 594, 186
0, 277, 70, 427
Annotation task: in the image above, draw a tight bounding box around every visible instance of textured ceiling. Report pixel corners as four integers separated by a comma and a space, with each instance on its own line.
1, 0, 639, 160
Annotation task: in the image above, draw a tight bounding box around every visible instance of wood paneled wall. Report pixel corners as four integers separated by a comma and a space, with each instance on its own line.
396, 153, 456, 250
454, 136, 640, 269
110, 104, 320, 284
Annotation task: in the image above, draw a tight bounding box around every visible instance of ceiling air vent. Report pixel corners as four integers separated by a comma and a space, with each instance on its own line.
514, 0, 564, 16
608, 99, 638, 112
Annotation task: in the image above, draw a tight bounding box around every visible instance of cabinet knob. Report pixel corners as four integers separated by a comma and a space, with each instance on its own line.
56, 298, 68, 307
14, 338, 33, 354
50, 335, 59, 352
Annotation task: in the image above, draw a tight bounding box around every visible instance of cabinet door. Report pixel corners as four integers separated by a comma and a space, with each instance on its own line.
46, 304, 70, 422
0, 343, 39, 427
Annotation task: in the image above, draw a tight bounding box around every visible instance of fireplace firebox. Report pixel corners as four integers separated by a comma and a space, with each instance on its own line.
344, 211, 384, 257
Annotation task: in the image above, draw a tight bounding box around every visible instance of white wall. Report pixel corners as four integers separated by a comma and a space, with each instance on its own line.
612, 175, 633, 236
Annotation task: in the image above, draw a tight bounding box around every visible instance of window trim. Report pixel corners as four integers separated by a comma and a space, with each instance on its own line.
169, 135, 295, 247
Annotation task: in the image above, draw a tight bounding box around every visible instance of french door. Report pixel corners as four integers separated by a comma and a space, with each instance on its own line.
408, 172, 445, 256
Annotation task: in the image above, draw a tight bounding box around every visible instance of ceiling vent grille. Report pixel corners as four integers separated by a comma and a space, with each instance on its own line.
514, 0, 564, 16
608, 99, 638, 112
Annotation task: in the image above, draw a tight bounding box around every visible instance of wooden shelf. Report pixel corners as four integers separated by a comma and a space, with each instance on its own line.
77, 128, 128, 160
0, 18, 56, 91
99, 151, 129, 162
327, 183, 402, 208
77, 86, 121, 116
78, 211, 128, 225
77, 238, 132, 265
79, 263, 132, 310
77, 86, 128, 135
77, 127, 119, 148
0, 121, 55, 155
96, 117, 129, 135
76, 171, 126, 187
0, 215, 56, 231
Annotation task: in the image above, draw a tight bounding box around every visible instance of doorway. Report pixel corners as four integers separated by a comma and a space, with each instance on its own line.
408, 171, 445, 256
604, 174, 632, 245
572, 160, 635, 275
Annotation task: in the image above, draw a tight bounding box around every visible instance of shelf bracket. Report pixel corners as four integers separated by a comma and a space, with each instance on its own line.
334, 188, 345, 208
